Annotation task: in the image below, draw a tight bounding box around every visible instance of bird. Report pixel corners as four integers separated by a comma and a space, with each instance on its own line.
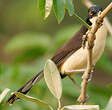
6, 5, 107, 104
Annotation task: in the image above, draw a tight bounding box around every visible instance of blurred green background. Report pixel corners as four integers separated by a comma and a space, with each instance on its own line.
0, 0, 112, 110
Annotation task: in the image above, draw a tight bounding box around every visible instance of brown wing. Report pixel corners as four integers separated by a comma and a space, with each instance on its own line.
52, 26, 88, 67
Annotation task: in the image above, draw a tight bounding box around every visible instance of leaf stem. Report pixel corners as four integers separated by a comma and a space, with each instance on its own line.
58, 99, 61, 110
73, 13, 91, 29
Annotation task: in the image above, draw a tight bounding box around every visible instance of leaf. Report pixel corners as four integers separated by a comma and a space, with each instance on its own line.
65, 0, 74, 16
45, 0, 53, 18
14, 92, 53, 110
44, 59, 62, 99
39, 0, 46, 18
62, 105, 99, 110
105, 96, 112, 110
53, 0, 65, 23
38, 0, 53, 19
0, 88, 10, 103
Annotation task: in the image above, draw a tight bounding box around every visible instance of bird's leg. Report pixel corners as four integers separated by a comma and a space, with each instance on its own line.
68, 75, 81, 92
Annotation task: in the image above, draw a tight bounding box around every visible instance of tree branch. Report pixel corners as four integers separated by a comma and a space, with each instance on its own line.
77, 2, 112, 104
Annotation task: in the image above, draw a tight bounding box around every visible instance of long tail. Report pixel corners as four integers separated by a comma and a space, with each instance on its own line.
5, 71, 44, 104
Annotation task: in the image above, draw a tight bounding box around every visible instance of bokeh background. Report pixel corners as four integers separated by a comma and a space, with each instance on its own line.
0, 0, 112, 110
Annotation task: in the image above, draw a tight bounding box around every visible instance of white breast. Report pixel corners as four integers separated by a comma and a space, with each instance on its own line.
60, 17, 107, 74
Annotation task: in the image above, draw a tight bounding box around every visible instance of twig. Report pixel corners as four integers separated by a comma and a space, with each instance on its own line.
100, 3, 112, 19
82, 0, 112, 36
77, 2, 112, 104
73, 13, 91, 29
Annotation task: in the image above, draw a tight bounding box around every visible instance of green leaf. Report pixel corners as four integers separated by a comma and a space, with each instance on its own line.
105, 97, 112, 110
39, 0, 53, 19
44, 59, 62, 99
62, 105, 99, 110
65, 0, 74, 16
14, 92, 53, 110
39, 0, 46, 18
45, 0, 53, 18
53, 0, 65, 23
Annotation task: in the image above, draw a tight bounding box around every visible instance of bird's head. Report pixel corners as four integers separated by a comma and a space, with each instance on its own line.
87, 5, 102, 25
88, 5, 102, 18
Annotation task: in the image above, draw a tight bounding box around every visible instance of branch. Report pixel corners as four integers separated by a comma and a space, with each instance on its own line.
82, 0, 112, 36
73, 13, 91, 29
100, 2, 112, 19
77, 2, 112, 104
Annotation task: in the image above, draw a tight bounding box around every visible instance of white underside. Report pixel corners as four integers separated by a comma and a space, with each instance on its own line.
60, 17, 107, 75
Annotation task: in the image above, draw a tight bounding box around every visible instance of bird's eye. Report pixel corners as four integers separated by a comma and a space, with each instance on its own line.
89, 12, 94, 16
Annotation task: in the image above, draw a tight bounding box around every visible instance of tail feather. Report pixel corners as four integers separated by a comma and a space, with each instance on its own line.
5, 71, 44, 104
